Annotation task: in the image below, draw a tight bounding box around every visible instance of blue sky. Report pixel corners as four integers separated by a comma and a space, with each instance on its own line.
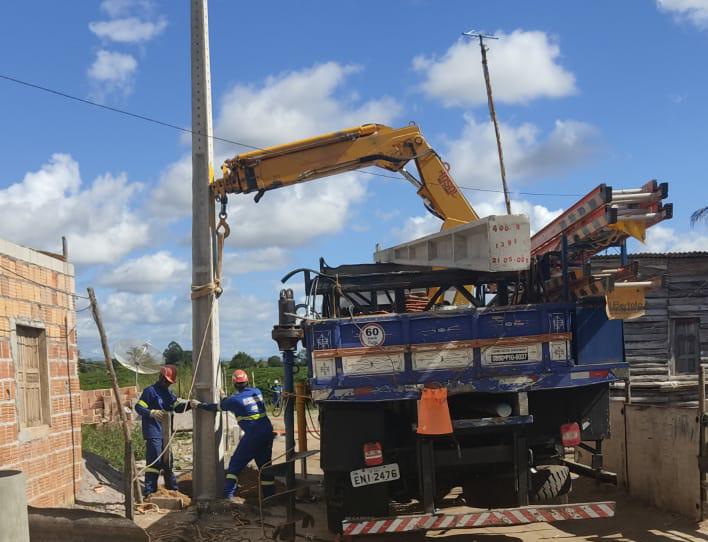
1, 0, 706, 359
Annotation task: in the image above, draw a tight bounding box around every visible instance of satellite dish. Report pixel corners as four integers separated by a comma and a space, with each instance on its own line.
113, 340, 164, 374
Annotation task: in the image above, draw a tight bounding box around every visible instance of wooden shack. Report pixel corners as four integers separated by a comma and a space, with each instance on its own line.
592, 251, 708, 403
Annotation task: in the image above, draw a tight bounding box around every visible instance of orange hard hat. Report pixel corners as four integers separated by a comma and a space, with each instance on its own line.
160, 365, 177, 384
232, 369, 249, 384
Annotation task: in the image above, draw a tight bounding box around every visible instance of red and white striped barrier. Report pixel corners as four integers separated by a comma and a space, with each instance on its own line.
342, 501, 615, 536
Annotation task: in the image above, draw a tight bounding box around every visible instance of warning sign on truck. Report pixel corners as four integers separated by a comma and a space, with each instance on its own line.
481, 343, 542, 365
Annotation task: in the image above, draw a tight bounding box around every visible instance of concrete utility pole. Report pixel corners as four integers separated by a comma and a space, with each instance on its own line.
191, 0, 224, 502
463, 30, 512, 215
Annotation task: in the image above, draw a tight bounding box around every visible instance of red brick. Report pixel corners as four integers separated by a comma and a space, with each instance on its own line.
0, 362, 14, 379
0, 403, 16, 424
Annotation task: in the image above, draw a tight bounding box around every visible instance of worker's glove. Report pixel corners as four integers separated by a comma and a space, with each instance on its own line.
149, 410, 165, 421
189, 399, 201, 409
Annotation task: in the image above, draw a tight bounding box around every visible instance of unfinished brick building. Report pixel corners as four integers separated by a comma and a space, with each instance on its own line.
0, 238, 81, 506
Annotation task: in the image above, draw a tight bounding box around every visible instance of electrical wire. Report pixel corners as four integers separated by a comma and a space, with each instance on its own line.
0, 72, 586, 199
358, 168, 583, 197
0, 263, 89, 300
0, 73, 261, 151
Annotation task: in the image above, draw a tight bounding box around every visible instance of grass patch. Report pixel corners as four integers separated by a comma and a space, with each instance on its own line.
81, 423, 146, 471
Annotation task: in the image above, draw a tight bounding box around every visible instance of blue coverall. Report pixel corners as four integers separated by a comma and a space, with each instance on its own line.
135, 382, 190, 496
200, 387, 275, 499
271, 385, 283, 408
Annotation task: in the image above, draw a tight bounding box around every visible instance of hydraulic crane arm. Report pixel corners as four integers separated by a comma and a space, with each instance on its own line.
213, 123, 479, 229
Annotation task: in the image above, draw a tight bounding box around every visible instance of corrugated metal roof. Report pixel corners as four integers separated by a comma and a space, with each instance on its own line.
594, 251, 708, 259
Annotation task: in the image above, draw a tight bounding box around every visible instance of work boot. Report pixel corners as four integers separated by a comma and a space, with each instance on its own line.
144, 472, 159, 497
164, 472, 178, 491
224, 474, 239, 499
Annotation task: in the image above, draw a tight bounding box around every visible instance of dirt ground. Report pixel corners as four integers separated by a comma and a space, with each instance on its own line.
79, 414, 708, 542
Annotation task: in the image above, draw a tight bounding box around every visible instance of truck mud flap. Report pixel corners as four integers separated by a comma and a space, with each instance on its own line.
341, 501, 615, 536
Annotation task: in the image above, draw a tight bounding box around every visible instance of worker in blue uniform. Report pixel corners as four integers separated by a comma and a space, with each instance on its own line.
198, 369, 276, 500
271, 379, 283, 408
134, 365, 196, 497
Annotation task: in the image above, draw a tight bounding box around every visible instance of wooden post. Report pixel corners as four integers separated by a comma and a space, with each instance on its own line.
87, 288, 136, 518
699, 364, 706, 520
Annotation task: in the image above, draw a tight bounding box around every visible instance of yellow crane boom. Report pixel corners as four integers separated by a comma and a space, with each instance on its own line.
212, 123, 479, 229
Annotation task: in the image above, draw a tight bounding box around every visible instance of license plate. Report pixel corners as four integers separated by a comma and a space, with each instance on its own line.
350, 463, 400, 488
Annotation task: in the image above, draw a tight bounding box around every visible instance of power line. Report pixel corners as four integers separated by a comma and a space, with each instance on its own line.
1, 73, 584, 199
359, 169, 583, 198
0, 73, 261, 150
0, 263, 89, 300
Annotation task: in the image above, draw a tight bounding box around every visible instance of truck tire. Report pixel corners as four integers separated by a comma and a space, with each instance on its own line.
530, 465, 571, 502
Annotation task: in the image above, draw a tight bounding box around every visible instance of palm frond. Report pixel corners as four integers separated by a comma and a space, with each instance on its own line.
691, 206, 708, 226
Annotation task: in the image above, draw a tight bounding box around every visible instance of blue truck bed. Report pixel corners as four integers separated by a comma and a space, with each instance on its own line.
304, 302, 627, 401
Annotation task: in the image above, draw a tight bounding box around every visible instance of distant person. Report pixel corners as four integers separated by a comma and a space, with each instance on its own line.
135, 365, 197, 497
271, 379, 283, 408
197, 369, 275, 500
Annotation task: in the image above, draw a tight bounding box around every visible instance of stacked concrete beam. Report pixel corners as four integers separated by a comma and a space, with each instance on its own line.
0, 238, 81, 507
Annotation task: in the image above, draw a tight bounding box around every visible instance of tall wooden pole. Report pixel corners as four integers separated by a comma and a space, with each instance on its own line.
87, 288, 135, 519
191, 0, 224, 502
463, 31, 511, 215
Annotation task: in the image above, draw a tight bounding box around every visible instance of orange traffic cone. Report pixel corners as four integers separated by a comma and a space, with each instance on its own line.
417, 386, 453, 435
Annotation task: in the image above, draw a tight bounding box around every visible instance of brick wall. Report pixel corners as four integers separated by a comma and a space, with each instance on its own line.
0, 239, 81, 507
81, 386, 137, 424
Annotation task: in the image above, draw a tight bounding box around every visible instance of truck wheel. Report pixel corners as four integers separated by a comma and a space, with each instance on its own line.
530, 465, 571, 502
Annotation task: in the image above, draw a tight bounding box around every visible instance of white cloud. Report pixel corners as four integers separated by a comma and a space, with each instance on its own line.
87, 50, 137, 96
444, 114, 598, 191
224, 172, 367, 248
471, 194, 563, 234
100, 0, 153, 18
77, 288, 277, 360
0, 154, 148, 264
223, 247, 290, 276
396, 214, 440, 242
641, 224, 708, 252
98, 251, 189, 293
213, 62, 401, 150
395, 194, 562, 244
152, 62, 401, 246
89, 17, 167, 43
151, 155, 191, 219
413, 30, 577, 107
657, 0, 708, 28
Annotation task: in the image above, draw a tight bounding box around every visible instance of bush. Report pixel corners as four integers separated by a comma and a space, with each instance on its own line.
81, 423, 146, 471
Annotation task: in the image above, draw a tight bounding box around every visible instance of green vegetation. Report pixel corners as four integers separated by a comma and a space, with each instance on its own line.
81, 423, 146, 471
78, 358, 304, 393
163, 341, 193, 365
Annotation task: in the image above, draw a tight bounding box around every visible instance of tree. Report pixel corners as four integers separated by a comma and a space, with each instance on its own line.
230, 351, 256, 369
267, 355, 283, 367
691, 207, 708, 226
163, 341, 185, 365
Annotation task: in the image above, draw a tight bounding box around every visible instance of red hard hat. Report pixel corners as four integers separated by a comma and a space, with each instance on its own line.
232, 369, 249, 384
160, 365, 177, 384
